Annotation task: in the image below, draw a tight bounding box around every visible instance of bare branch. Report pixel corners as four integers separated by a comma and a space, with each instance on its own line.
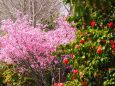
0, 0, 62, 26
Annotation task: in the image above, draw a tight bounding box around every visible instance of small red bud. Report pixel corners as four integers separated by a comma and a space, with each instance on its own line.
91, 20, 95, 27
108, 22, 113, 27
80, 40, 85, 44
112, 44, 115, 50
73, 69, 79, 74
110, 40, 114, 45
96, 46, 102, 54
71, 53, 75, 59
63, 58, 68, 64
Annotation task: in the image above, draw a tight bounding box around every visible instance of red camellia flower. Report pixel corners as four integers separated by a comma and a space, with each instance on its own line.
96, 46, 102, 54
73, 69, 79, 74
108, 22, 113, 27
71, 53, 75, 59
110, 40, 114, 45
80, 40, 85, 44
63, 58, 68, 64
112, 44, 115, 50
91, 20, 95, 27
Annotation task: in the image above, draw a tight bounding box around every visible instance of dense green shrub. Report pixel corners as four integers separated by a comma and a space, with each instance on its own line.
54, 23, 115, 86
53, 2, 115, 85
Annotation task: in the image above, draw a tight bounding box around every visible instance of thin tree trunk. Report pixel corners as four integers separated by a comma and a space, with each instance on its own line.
32, 0, 36, 27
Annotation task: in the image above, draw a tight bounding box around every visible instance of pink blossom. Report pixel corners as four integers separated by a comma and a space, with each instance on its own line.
0, 16, 76, 68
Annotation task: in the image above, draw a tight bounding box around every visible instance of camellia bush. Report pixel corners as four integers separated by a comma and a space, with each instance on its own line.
53, 4, 115, 86
0, 13, 76, 86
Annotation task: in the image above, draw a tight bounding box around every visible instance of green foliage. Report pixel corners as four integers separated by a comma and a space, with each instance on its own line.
54, 3, 115, 85
55, 24, 115, 85
64, 80, 82, 86
63, 0, 115, 26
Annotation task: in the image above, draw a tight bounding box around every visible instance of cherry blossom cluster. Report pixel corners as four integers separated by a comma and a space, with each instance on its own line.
0, 15, 76, 68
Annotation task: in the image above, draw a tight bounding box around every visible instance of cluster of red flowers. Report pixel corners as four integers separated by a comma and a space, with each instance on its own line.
91, 21, 115, 54
63, 54, 79, 79
61, 20, 114, 85
91, 20, 115, 29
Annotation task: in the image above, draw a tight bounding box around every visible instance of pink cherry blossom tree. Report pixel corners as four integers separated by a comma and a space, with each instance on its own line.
0, 14, 76, 85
